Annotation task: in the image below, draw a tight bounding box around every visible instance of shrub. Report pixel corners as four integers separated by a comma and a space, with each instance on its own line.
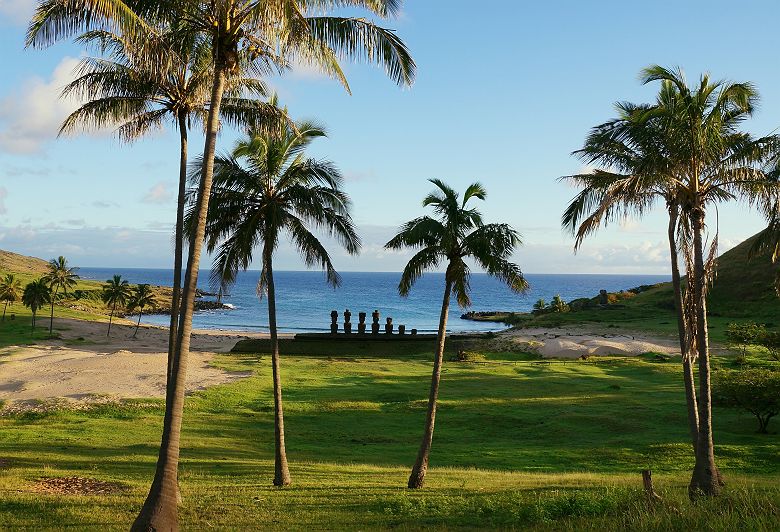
725, 322, 766, 355
758, 330, 780, 361
713, 369, 780, 433
551, 294, 569, 313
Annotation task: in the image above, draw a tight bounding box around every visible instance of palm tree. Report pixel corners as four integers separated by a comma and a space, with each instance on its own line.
27, 3, 414, 527
61, 26, 278, 379
129, 283, 157, 338
22, 279, 51, 333
1, 274, 23, 321
41, 256, 80, 336
561, 103, 704, 458
563, 65, 780, 497
102, 274, 132, 336
190, 119, 360, 486
386, 179, 528, 489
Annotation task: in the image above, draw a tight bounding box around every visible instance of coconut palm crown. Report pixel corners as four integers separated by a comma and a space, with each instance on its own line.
194, 119, 361, 292
386, 179, 528, 305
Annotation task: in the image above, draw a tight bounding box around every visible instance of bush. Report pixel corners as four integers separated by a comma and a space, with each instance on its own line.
451, 350, 486, 363
759, 330, 780, 361
551, 294, 569, 313
725, 322, 766, 355
713, 369, 780, 433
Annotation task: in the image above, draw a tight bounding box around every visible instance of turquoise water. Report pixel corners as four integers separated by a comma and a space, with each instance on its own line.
78, 269, 669, 333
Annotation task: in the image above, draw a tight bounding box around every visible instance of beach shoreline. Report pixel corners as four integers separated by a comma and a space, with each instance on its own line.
0, 317, 686, 413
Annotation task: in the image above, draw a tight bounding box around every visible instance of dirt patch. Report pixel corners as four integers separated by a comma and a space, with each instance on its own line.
32, 476, 129, 496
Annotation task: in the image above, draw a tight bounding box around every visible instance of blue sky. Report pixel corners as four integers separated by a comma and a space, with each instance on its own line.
0, 0, 778, 273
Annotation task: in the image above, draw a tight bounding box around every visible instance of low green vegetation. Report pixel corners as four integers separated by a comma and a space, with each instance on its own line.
505, 235, 780, 344
1, 351, 778, 530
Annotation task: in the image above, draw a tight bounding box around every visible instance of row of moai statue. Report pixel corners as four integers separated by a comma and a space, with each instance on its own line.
330, 309, 417, 335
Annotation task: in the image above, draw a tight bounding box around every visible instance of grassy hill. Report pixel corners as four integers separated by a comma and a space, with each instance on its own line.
513, 233, 780, 342
0, 249, 50, 278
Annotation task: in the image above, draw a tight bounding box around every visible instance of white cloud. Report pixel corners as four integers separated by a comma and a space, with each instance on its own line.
0, 187, 7, 214
142, 182, 173, 204
0, 0, 34, 25
0, 56, 83, 153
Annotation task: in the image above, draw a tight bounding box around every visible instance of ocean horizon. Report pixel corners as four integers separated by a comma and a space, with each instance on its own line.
77, 268, 670, 334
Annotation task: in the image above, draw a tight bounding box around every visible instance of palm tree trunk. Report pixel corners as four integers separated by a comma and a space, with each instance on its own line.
264, 244, 292, 486
135, 310, 142, 338
408, 272, 452, 489
49, 288, 57, 337
688, 207, 721, 498
3, 301, 8, 321
166, 112, 189, 385
667, 205, 699, 453
132, 64, 227, 532
107, 301, 116, 337
31, 311, 36, 333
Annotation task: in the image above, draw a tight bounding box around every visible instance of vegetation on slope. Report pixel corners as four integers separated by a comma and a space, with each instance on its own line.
509, 234, 780, 343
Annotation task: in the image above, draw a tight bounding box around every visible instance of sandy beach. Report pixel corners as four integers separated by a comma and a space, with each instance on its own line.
0, 317, 683, 412
0, 318, 271, 413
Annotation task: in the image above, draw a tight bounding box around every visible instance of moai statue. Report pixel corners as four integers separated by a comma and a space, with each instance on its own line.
371, 310, 380, 335
398, 325, 406, 335
344, 309, 352, 334
330, 310, 338, 334
411, 328, 417, 335
358, 312, 367, 334
599, 289, 608, 305
385, 317, 394, 335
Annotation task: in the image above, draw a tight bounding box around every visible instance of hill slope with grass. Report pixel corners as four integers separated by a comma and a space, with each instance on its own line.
513, 233, 780, 342
0, 249, 50, 281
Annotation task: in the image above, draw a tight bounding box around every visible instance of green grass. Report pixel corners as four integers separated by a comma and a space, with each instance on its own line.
1, 351, 778, 530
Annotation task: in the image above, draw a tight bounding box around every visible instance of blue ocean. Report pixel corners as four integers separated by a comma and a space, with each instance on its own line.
77, 269, 669, 334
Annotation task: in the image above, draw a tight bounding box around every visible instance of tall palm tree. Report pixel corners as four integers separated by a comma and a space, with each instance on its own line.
563, 65, 780, 498
561, 104, 704, 457
42, 256, 80, 336
190, 119, 360, 486
22, 279, 51, 333
61, 26, 278, 380
386, 179, 528, 489
102, 274, 132, 336
129, 283, 157, 337
27, 3, 414, 528
0, 274, 23, 321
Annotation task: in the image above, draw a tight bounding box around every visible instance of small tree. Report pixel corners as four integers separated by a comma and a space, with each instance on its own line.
22, 279, 51, 333
102, 275, 132, 337
714, 369, 780, 433
725, 322, 766, 356
551, 294, 569, 313
0, 274, 22, 321
532, 298, 547, 314
128, 284, 157, 338
757, 330, 780, 361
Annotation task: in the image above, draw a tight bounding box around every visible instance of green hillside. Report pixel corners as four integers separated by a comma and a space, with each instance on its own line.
515, 233, 780, 342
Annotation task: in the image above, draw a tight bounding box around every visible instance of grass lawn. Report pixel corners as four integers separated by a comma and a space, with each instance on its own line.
1, 351, 778, 530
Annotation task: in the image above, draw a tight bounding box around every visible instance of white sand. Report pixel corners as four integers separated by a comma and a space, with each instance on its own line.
494, 327, 680, 358
0, 318, 265, 412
